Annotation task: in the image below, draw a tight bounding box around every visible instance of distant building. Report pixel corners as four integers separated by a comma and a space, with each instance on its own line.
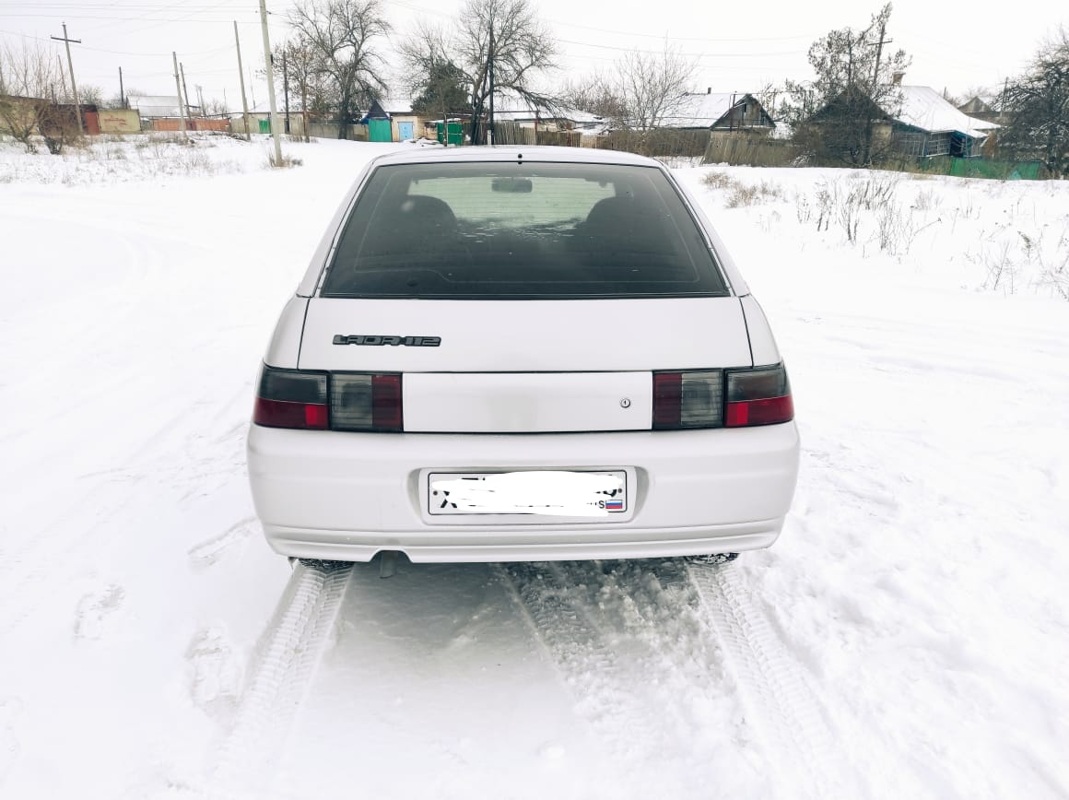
494, 106, 603, 132
957, 96, 1006, 126
660, 91, 776, 134
892, 86, 997, 157
128, 95, 200, 118
809, 84, 997, 158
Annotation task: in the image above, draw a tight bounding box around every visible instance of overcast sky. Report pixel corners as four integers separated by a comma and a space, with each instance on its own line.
1, 0, 1064, 110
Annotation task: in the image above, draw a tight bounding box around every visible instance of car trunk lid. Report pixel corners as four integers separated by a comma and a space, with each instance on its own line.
298, 297, 752, 433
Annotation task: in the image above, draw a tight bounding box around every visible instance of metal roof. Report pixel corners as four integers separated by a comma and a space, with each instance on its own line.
892, 86, 998, 136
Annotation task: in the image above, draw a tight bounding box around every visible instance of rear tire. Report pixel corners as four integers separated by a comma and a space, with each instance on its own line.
297, 558, 349, 572
687, 552, 739, 565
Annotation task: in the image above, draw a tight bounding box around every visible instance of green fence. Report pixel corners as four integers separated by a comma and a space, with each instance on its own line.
948, 158, 1043, 180
904, 155, 1044, 180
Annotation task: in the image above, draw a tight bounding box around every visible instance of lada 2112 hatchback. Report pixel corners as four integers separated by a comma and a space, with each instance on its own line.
246, 146, 799, 564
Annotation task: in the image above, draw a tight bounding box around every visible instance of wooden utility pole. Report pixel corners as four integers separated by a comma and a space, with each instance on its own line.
258, 0, 283, 165
234, 21, 251, 140
51, 22, 83, 134
871, 29, 891, 87
865, 19, 893, 166
487, 27, 495, 145
282, 49, 290, 134
180, 62, 193, 121
172, 52, 187, 139
118, 66, 125, 108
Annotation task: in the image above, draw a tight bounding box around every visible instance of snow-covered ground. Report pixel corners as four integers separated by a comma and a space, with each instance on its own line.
1, 134, 1067, 800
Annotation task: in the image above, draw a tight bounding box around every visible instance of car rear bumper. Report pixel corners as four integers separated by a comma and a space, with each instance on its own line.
246, 424, 799, 563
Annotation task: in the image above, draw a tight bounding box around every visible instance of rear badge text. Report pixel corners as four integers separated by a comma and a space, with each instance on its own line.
333, 335, 441, 347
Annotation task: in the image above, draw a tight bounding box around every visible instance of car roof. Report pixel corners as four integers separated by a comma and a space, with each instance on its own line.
367, 145, 668, 169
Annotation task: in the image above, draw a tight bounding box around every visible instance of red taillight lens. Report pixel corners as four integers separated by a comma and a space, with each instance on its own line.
653, 372, 682, 429
725, 365, 794, 427
253, 366, 330, 430
653, 371, 723, 429
372, 374, 403, 432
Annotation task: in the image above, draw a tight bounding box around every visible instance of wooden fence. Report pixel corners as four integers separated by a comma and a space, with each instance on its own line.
702, 134, 800, 167
595, 129, 711, 159
492, 121, 582, 147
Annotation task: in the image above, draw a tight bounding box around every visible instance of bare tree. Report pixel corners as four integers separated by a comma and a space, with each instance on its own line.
288, 0, 391, 139
610, 44, 696, 131
559, 72, 626, 124
274, 35, 327, 141
0, 41, 67, 152
203, 98, 230, 117
79, 83, 104, 108
402, 0, 557, 144
1001, 28, 1069, 178
784, 3, 911, 166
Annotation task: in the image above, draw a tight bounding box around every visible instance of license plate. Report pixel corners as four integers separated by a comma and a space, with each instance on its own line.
428, 470, 628, 516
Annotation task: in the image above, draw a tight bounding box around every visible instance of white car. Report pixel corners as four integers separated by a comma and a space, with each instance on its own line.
247, 146, 798, 563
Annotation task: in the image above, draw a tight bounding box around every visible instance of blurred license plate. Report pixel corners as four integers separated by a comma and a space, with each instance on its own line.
428, 470, 627, 516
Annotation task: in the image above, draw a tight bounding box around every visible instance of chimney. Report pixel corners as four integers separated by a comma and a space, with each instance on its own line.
892, 71, 905, 86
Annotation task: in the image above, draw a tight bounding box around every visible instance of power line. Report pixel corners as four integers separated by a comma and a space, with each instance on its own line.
387, 0, 820, 46
557, 37, 804, 58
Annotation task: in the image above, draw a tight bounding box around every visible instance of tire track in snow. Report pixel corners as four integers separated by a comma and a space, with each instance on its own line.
499, 560, 769, 796
212, 562, 352, 797
498, 562, 670, 785
686, 560, 847, 800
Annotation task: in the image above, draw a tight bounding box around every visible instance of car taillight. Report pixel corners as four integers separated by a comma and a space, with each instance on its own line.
253, 366, 403, 432
331, 373, 403, 432
652, 365, 793, 429
653, 371, 724, 429
725, 365, 794, 427
253, 366, 329, 430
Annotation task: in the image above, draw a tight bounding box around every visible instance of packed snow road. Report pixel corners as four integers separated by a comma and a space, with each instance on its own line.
1, 136, 1067, 799
211, 557, 846, 800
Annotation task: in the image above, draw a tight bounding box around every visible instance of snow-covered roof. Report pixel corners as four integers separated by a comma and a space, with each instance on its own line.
659, 93, 742, 128
659, 92, 776, 129
493, 106, 601, 125
127, 95, 184, 117
891, 86, 998, 137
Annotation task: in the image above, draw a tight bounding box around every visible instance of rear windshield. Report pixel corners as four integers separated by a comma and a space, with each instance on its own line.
320, 161, 729, 299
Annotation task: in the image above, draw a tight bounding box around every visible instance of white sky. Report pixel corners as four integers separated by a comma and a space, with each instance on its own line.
0, 0, 1064, 110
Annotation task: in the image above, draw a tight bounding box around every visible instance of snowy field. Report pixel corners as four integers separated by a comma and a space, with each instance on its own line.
1, 133, 1067, 800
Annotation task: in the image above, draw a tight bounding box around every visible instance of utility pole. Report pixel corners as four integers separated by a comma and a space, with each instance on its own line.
487, 26, 495, 145
51, 22, 84, 134
258, 0, 283, 165
282, 48, 290, 134
196, 85, 206, 117
870, 28, 891, 87
118, 66, 125, 108
180, 62, 193, 121
172, 52, 187, 140
234, 21, 251, 141
866, 18, 892, 166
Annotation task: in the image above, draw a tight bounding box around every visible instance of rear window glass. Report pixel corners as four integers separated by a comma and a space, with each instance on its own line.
321, 161, 728, 299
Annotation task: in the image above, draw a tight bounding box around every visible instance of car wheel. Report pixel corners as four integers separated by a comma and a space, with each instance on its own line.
687, 552, 739, 565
